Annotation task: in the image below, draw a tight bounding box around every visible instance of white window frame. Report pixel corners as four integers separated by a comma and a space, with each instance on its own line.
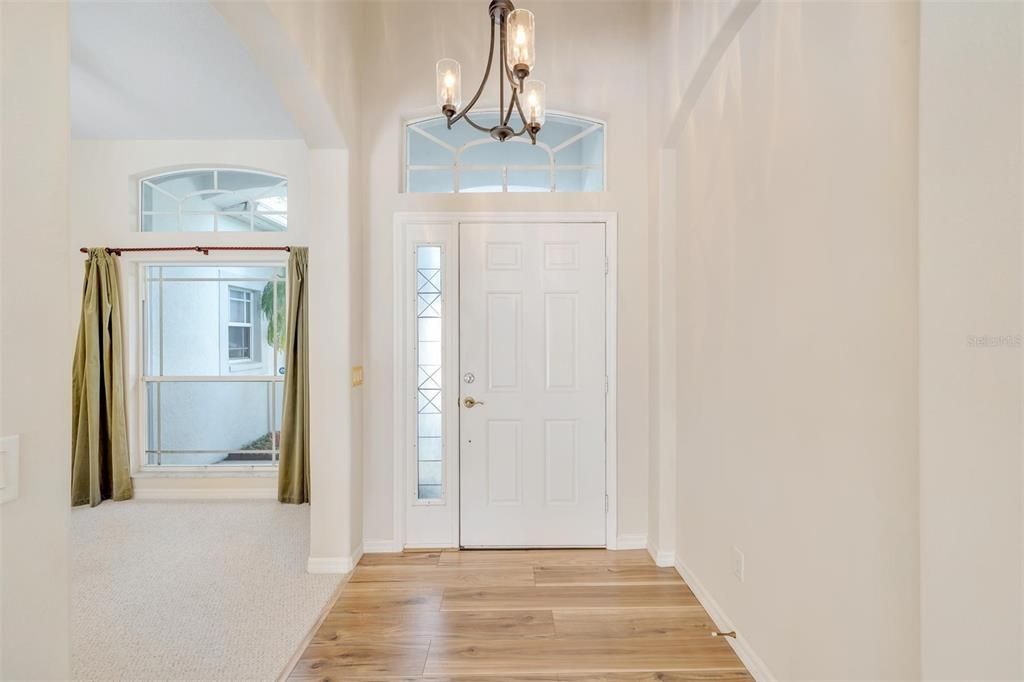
136, 260, 287, 474
227, 286, 256, 363
138, 167, 288, 233
402, 110, 608, 193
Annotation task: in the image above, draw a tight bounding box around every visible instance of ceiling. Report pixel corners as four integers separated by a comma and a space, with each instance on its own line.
71, 1, 300, 139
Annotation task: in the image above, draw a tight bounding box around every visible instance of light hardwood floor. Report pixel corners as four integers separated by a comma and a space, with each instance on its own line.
288, 549, 751, 681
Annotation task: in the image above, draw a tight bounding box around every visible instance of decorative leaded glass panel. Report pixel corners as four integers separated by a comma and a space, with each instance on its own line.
416, 245, 444, 500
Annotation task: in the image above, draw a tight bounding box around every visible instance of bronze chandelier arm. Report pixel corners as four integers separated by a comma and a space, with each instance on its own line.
448, 19, 496, 127
497, 18, 508, 121
512, 87, 538, 143
501, 86, 518, 127
462, 111, 496, 133
513, 85, 528, 125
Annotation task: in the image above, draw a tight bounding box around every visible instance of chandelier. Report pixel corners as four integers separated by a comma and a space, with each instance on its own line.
435, 0, 546, 144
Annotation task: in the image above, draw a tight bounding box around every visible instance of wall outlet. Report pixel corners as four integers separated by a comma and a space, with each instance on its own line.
732, 546, 745, 583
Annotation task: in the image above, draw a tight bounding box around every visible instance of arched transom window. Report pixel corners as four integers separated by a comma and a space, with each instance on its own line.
140, 168, 287, 232
405, 111, 604, 193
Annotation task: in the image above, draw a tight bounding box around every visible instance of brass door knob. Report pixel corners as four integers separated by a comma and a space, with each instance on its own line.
462, 396, 485, 408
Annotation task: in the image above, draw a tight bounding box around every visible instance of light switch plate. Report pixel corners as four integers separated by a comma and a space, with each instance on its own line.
0, 435, 20, 504
351, 365, 364, 387
732, 546, 745, 583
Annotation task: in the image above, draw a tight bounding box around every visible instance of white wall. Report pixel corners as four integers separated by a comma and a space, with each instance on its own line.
649, 1, 921, 678
918, 2, 1023, 677
1, 1, 73, 677
359, 0, 651, 549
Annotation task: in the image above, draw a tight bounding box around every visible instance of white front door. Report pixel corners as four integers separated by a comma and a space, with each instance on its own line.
459, 222, 607, 547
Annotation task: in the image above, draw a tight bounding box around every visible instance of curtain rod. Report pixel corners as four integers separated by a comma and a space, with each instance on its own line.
79, 246, 291, 256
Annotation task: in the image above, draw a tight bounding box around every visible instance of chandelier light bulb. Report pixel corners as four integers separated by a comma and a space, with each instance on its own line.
506, 9, 535, 81
524, 79, 546, 128
436, 59, 462, 113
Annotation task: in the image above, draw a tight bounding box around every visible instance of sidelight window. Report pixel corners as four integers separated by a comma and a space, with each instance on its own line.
415, 245, 444, 500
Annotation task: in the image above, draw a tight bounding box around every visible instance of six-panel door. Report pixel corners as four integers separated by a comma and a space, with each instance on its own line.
459, 222, 606, 547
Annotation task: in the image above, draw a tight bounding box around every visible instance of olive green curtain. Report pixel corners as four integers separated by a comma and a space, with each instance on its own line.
278, 247, 310, 504
71, 248, 133, 507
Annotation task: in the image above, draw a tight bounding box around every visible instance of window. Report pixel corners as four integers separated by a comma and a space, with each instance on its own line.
143, 265, 286, 469
405, 111, 605, 193
140, 168, 287, 232
415, 245, 444, 500
228, 287, 255, 362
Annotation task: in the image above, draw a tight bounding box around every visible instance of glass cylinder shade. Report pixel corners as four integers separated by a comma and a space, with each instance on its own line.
523, 79, 546, 127
506, 9, 535, 78
436, 59, 462, 111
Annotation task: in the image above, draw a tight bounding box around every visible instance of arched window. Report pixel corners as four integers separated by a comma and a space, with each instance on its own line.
140, 168, 287, 232
405, 111, 605, 193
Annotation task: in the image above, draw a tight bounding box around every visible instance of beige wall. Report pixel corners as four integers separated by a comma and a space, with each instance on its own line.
1, 1, 73, 677
649, 1, 921, 678
918, 1, 1023, 677
358, 0, 651, 548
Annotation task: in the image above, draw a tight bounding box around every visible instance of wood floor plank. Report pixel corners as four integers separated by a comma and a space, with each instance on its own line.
438, 549, 653, 568
552, 607, 718, 639
289, 638, 431, 679
423, 635, 746, 675
352, 564, 536, 587
360, 552, 441, 566
535, 564, 683, 586
287, 551, 750, 681
329, 587, 443, 614
314, 610, 556, 643
292, 671, 749, 675
299, 671, 565, 675
441, 584, 698, 611
557, 673, 753, 681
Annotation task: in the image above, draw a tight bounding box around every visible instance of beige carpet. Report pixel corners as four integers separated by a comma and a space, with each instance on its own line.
71, 500, 341, 681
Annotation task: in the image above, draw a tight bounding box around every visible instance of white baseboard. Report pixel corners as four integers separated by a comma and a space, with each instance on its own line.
308, 542, 363, 574
647, 544, 676, 567
674, 557, 775, 682
614, 533, 647, 550
403, 541, 457, 550
133, 488, 277, 500
350, 542, 364, 570
363, 539, 401, 553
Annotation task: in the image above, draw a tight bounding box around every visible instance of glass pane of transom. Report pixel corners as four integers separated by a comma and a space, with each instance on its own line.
406, 112, 603, 194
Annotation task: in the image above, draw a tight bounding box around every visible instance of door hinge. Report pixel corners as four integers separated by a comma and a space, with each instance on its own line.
604, 376, 609, 394
604, 256, 609, 275
605, 493, 609, 512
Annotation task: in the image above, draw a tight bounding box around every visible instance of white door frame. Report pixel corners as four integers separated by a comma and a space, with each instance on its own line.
392, 211, 619, 550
